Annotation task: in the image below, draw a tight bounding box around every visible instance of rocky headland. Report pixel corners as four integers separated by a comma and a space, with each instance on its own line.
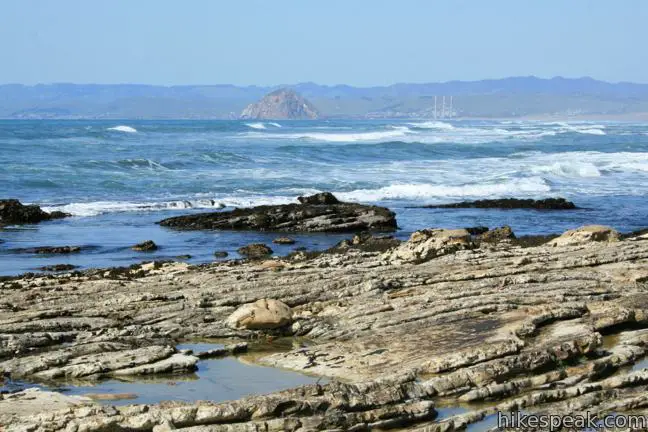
3, 219, 648, 430
240, 89, 320, 120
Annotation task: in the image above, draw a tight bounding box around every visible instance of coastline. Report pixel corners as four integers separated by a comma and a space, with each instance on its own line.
3, 221, 648, 430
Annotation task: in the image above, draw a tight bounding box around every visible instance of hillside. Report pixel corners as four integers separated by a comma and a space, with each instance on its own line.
2, 76, 648, 119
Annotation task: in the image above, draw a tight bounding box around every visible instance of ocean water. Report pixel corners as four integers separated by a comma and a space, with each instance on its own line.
1, 119, 648, 275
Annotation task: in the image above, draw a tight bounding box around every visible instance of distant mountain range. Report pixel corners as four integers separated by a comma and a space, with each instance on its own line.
2, 76, 648, 119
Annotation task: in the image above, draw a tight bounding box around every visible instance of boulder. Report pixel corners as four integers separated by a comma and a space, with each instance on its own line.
37, 264, 78, 272
385, 228, 473, 264
422, 197, 577, 210
158, 193, 397, 233
214, 251, 229, 258
273, 237, 296, 245
226, 299, 293, 330
132, 240, 158, 252
549, 225, 620, 247
238, 243, 273, 259
0, 199, 69, 224
479, 226, 516, 243
22, 246, 81, 254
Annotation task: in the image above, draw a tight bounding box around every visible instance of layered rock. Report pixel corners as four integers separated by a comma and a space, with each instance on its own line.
0, 199, 69, 225
240, 88, 320, 120
226, 299, 293, 330
4, 225, 648, 431
384, 228, 473, 264
158, 193, 397, 233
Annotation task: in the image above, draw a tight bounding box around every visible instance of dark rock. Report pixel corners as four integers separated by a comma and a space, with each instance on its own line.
131, 240, 158, 252
421, 197, 578, 210
37, 264, 78, 272
297, 192, 340, 205
466, 226, 490, 235
512, 234, 560, 248
175, 255, 192, 260
214, 251, 229, 258
238, 243, 273, 259
240, 88, 320, 120
24, 246, 81, 255
158, 193, 397, 233
0, 199, 70, 225
479, 226, 516, 243
273, 237, 296, 245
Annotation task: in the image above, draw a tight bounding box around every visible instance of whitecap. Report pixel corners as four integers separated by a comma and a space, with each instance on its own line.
406, 121, 455, 130
107, 125, 137, 133
245, 122, 267, 130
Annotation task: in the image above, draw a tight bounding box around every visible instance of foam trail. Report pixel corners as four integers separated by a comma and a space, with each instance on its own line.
245, 123, 267, 130
268, 122, 282, 128
406, 121, 455, 130
107, 125, 137, 133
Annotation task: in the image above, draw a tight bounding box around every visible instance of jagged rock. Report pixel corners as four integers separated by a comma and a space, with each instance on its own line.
0, 199, 69, 224
226, 299, 293, 330
549, 225, 620, 247
158, 193, 397, 233
422, 197, 577, 210
384, 228, 473, 264
273, 237, 295, 245
297, 192, 339, 205
214, 251, 229, 258
238, 243, 273, 259
479, 225, 516, 243
131, 240, 158, 251
240, 88, 320, 120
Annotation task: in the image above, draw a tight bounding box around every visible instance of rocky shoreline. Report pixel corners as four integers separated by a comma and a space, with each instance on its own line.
2, 218, 648, 430
3, 194, 648, 430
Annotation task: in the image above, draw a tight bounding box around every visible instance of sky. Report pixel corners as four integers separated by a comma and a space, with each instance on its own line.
1, 0, 646, 86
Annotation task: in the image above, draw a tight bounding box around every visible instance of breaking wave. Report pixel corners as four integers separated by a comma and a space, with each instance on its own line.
245, 122, 283, 130
107, 125, 137, 133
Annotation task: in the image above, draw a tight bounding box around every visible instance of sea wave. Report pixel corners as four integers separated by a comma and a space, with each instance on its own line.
107, 125, 138, 133
336, 177, 551, 202
245, 122, 282, 130
248, 128, 415, 143
406, 121, 455, 130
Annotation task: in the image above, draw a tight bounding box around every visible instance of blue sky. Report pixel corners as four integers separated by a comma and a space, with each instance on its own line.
1, 0, 646, 86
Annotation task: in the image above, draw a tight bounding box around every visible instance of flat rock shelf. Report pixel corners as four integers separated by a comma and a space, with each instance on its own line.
3, 226, 648, 430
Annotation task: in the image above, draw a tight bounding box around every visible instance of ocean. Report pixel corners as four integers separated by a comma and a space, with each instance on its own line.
1, 119, 648, 275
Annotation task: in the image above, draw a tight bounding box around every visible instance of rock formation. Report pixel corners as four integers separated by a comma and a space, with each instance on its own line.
3, 224, 648, 430
421, 197, 578, 210
240, 88, 320, 120
0, 199, 69, 225
158, 192, 397, 233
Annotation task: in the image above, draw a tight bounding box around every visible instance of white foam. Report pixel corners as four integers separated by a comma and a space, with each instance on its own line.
532, 162, 602, 178
268, 122, 282, 128
107, 125, 137, 133
250, 128, 415, 143
336, 177, 551, 202
406, 121, 455, 130
245, 122, 267, 130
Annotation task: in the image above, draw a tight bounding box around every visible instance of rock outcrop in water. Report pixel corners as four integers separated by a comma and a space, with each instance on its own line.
158, 192, 397, 233
5, 224, 648, 430
422, 197, 578, 210
240, 88, 320, 120
0, 199, 69, 225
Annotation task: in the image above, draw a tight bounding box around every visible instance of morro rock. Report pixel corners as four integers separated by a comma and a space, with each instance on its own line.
240, 88, 320, 120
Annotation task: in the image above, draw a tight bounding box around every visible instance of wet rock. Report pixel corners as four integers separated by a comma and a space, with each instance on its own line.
0, 199, 69, 224
214, 251, 229, 258
238, 243, 273, 259
131, 240, 158, 251
421, 197, 578, 210
384, 228, 473, 264
465, 226, 489, 235
21, 246, 81, 254
273, 237, 295, 245
37, 264, 78, 272
226, 299, 293, 330
549, 225, 620, 247
479, 225, 516, 243
158, 193, 397, 233
175, 255, 192, 260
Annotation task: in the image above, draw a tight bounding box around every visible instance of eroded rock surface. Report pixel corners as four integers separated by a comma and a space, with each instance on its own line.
3, 224, 648, 430
549, 224, 620, 247
158, 193, 397, 233
422, 197, 578, 210
226, 299, 293, 330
